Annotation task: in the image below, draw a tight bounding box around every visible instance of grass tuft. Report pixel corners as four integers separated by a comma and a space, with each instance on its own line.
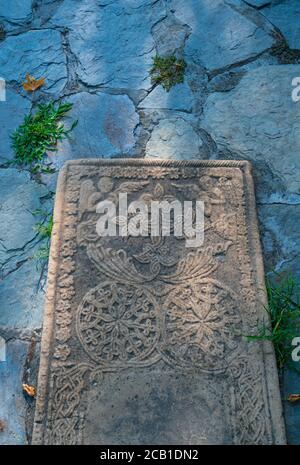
247, 272, 300, 371
33, 210, 53, 262
11, 101, 77, 170
150, 55, 186, 92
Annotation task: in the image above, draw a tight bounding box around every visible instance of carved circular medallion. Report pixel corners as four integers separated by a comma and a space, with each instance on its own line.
162, 279, 242, 371
76, 282, 159, 365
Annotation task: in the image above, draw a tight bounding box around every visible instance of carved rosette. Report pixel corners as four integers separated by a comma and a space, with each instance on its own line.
161, 280, 241, 371
76, 281, 159, 366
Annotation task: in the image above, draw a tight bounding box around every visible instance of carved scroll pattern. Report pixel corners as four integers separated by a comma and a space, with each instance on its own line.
45, 165, 272, 444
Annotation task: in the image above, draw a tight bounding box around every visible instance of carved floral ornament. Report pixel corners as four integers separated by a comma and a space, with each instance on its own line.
76, 174, 238, 283
32, 163, 284, 446
67, 171, 243, 370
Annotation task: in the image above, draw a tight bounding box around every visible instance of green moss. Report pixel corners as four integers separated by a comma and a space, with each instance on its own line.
33, 210, 53, 262
150, 55, 186, 92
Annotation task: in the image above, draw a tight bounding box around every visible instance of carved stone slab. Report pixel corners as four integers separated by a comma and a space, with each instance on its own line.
32, 159, 286, 445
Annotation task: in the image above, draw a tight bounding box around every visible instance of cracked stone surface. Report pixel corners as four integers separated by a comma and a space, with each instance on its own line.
49, 0, 166, 90
0, 90, 31, 163
262, 0, 300, 50
0, 0, 299, 445
145, 115, 208, 159
258, 205, 300, 283
0, 260, 46, 330
139, 82, 194, 112
0, 169, 47, 256
245, 0, 270, 7
0, 169, 48, 330
201, 65, 300, 199
0, 339, 30, 444
0, 334, 40, 445
168, 0, 275, 71
0, 0, 32, 22
0, 29, 67, 94
51, 92, 139, 168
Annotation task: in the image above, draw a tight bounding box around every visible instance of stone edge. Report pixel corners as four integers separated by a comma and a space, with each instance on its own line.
32, 163, 68, 444
242, 161, 286, 445
31, 158, 286, 445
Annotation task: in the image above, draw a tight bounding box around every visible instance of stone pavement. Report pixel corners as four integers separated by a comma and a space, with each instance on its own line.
0, 0, 299, 444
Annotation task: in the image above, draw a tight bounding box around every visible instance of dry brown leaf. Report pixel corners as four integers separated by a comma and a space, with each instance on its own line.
0, 420, 5, 432
22, 383, 36, 398
22, 74, 45, 92
287, 394, 300, 403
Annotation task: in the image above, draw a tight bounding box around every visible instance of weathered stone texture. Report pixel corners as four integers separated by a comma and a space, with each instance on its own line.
0, 0, 32, 22
51, 92, 139, 168
262, 0, 300, 50
145, 116, 207, 160
0, 169, 48, 329
258, 205, 300, 283
0, 30, 67, 94
0, 0, 300, 446
201, 66, 300, 198
0, 91, 31, 163
0, 339, 29, 445
32, 160, 285, 445
139, 83, 194, 112
49, 0, 166, 90
168, 0, 275, 71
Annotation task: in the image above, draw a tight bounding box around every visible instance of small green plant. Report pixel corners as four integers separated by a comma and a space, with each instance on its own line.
150, 55, 186, 92
247, 272, 300, 371
11, 101, 77, 170
35, 214, 53, 239
33, 210, 53, 262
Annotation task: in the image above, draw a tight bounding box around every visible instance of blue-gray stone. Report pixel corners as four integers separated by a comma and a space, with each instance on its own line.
262, 0, 300, 50
0, 339, 29, 445
168, 0, 275, 71
0, 90, 31, 163
0, 260, 45, 330
49, 0, 166, 90
258, 204, 300, 283
145, 115, 206, 159
282, 368, 300, 445
139, 83, 194, 112
0, 0, 32, 22
201, 65, 300, 198
49, 92, 139, 168
0, 30, 67, 95
245, 0, 270, 7
0, 169, 48, 329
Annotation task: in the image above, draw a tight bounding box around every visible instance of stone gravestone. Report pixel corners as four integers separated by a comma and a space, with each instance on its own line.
32, 159, 286, 445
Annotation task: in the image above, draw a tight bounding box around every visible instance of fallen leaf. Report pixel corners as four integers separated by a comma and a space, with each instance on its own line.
22, 74, 45, 92
287, 394, 300, 403
22, 383, 36, 398
0, 420, 5, 432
